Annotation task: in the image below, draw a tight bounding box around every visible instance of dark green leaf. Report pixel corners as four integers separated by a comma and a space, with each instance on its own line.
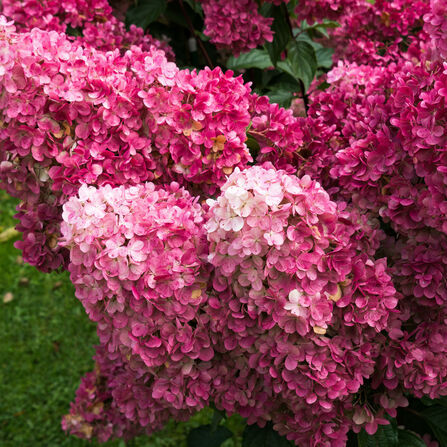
195, 30, 211, 42
211, 410, 224, 431
264, 4, 291, 65
421, 396, 447, 408
187, 424, 232, 447
276, 40, 317, 91
297, 19, 340, 38
242, 422, 291, 447
397, 429, 426, 447
66, 26, 82, 37
315, 47, 334, 69
304, 19, 340, 30
126, 0, 167, 30
317, 81, 331, 91
259, 3, 274, 17
318, 20, 340, 29
266, 88, 294, 108
164, 4, 189, 28
227, 49, 273, 71
184, 0, 203, 16
422, 406, 447, 447
421, 396, 436, 407
287, 0, 299, 17
267, 72, 301, 90
295, 32, 324, 50
357, 424, 398, 447
260, 70, 278, 88
246, 135, 261, 160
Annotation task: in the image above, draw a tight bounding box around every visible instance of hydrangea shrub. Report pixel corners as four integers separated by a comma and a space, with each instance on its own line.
2, 0, 447, 446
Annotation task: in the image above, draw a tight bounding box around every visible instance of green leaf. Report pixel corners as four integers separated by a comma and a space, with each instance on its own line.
421, 396, 447, 408
187, 424, 232, 447
421, 396, 437, 406
66, 26, 82, 37
195, 30, 211, 42
397, 429, 426, 447
357, 424, 398, 447
295, 19, 339, 38
227, 49, 273, 71
266, 88, 294, 108
295, 32, 324, 50
245, 135, 261, 160
184, 0, 203, 16
286, 0, 299, 17
259, 3, 273, 17
315, 47, 334, 69
164, 4, 189, 28
242, 422, 291, 447
276, 40, 317, 91
264, 4, 291, 65
302, 19, 340, 31
422, 406, 447, 447
125, 0, 167, 30
268, 73, 301, 91
211, 410, 224, 431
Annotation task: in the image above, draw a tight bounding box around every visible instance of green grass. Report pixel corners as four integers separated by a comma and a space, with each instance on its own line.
0, 190, 243, 447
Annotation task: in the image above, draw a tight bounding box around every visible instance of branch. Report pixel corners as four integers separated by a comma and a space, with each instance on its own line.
178, 0, 214, 68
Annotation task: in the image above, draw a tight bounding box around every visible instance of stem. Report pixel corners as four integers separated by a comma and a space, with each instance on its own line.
283, 5, 309, 116
248, 130, 306, 160
299, 79, 309, 114
178, 0, 214, 68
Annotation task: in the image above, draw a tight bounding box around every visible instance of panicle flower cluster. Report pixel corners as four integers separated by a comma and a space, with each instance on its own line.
372, 229, 447, 399
61, 182, 216, 439
288, 0, 447, 407
0, 20, 252, 269
206, 166, 396, 336
199, 0, 276, 56
59, 169, 407, 446
1, 0, 174, 57
204, 166, 402, 443
62, 349, 147, 442
304, 36, 447, 239
299, 0, 429, 66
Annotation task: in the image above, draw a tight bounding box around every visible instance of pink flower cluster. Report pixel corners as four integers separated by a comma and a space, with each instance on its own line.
0, 19, 252, 270
60, 182, 221, 439
297, 0, 429, 66
1, 0, 174, 57
302, 9, 447, 240
206, 166, 396, 336
287, 0, 447, 409
58, 167, 406, 446
199, 0, 276, 56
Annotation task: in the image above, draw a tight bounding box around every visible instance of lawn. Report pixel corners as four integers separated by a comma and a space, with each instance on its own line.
0, 190, 243, 447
